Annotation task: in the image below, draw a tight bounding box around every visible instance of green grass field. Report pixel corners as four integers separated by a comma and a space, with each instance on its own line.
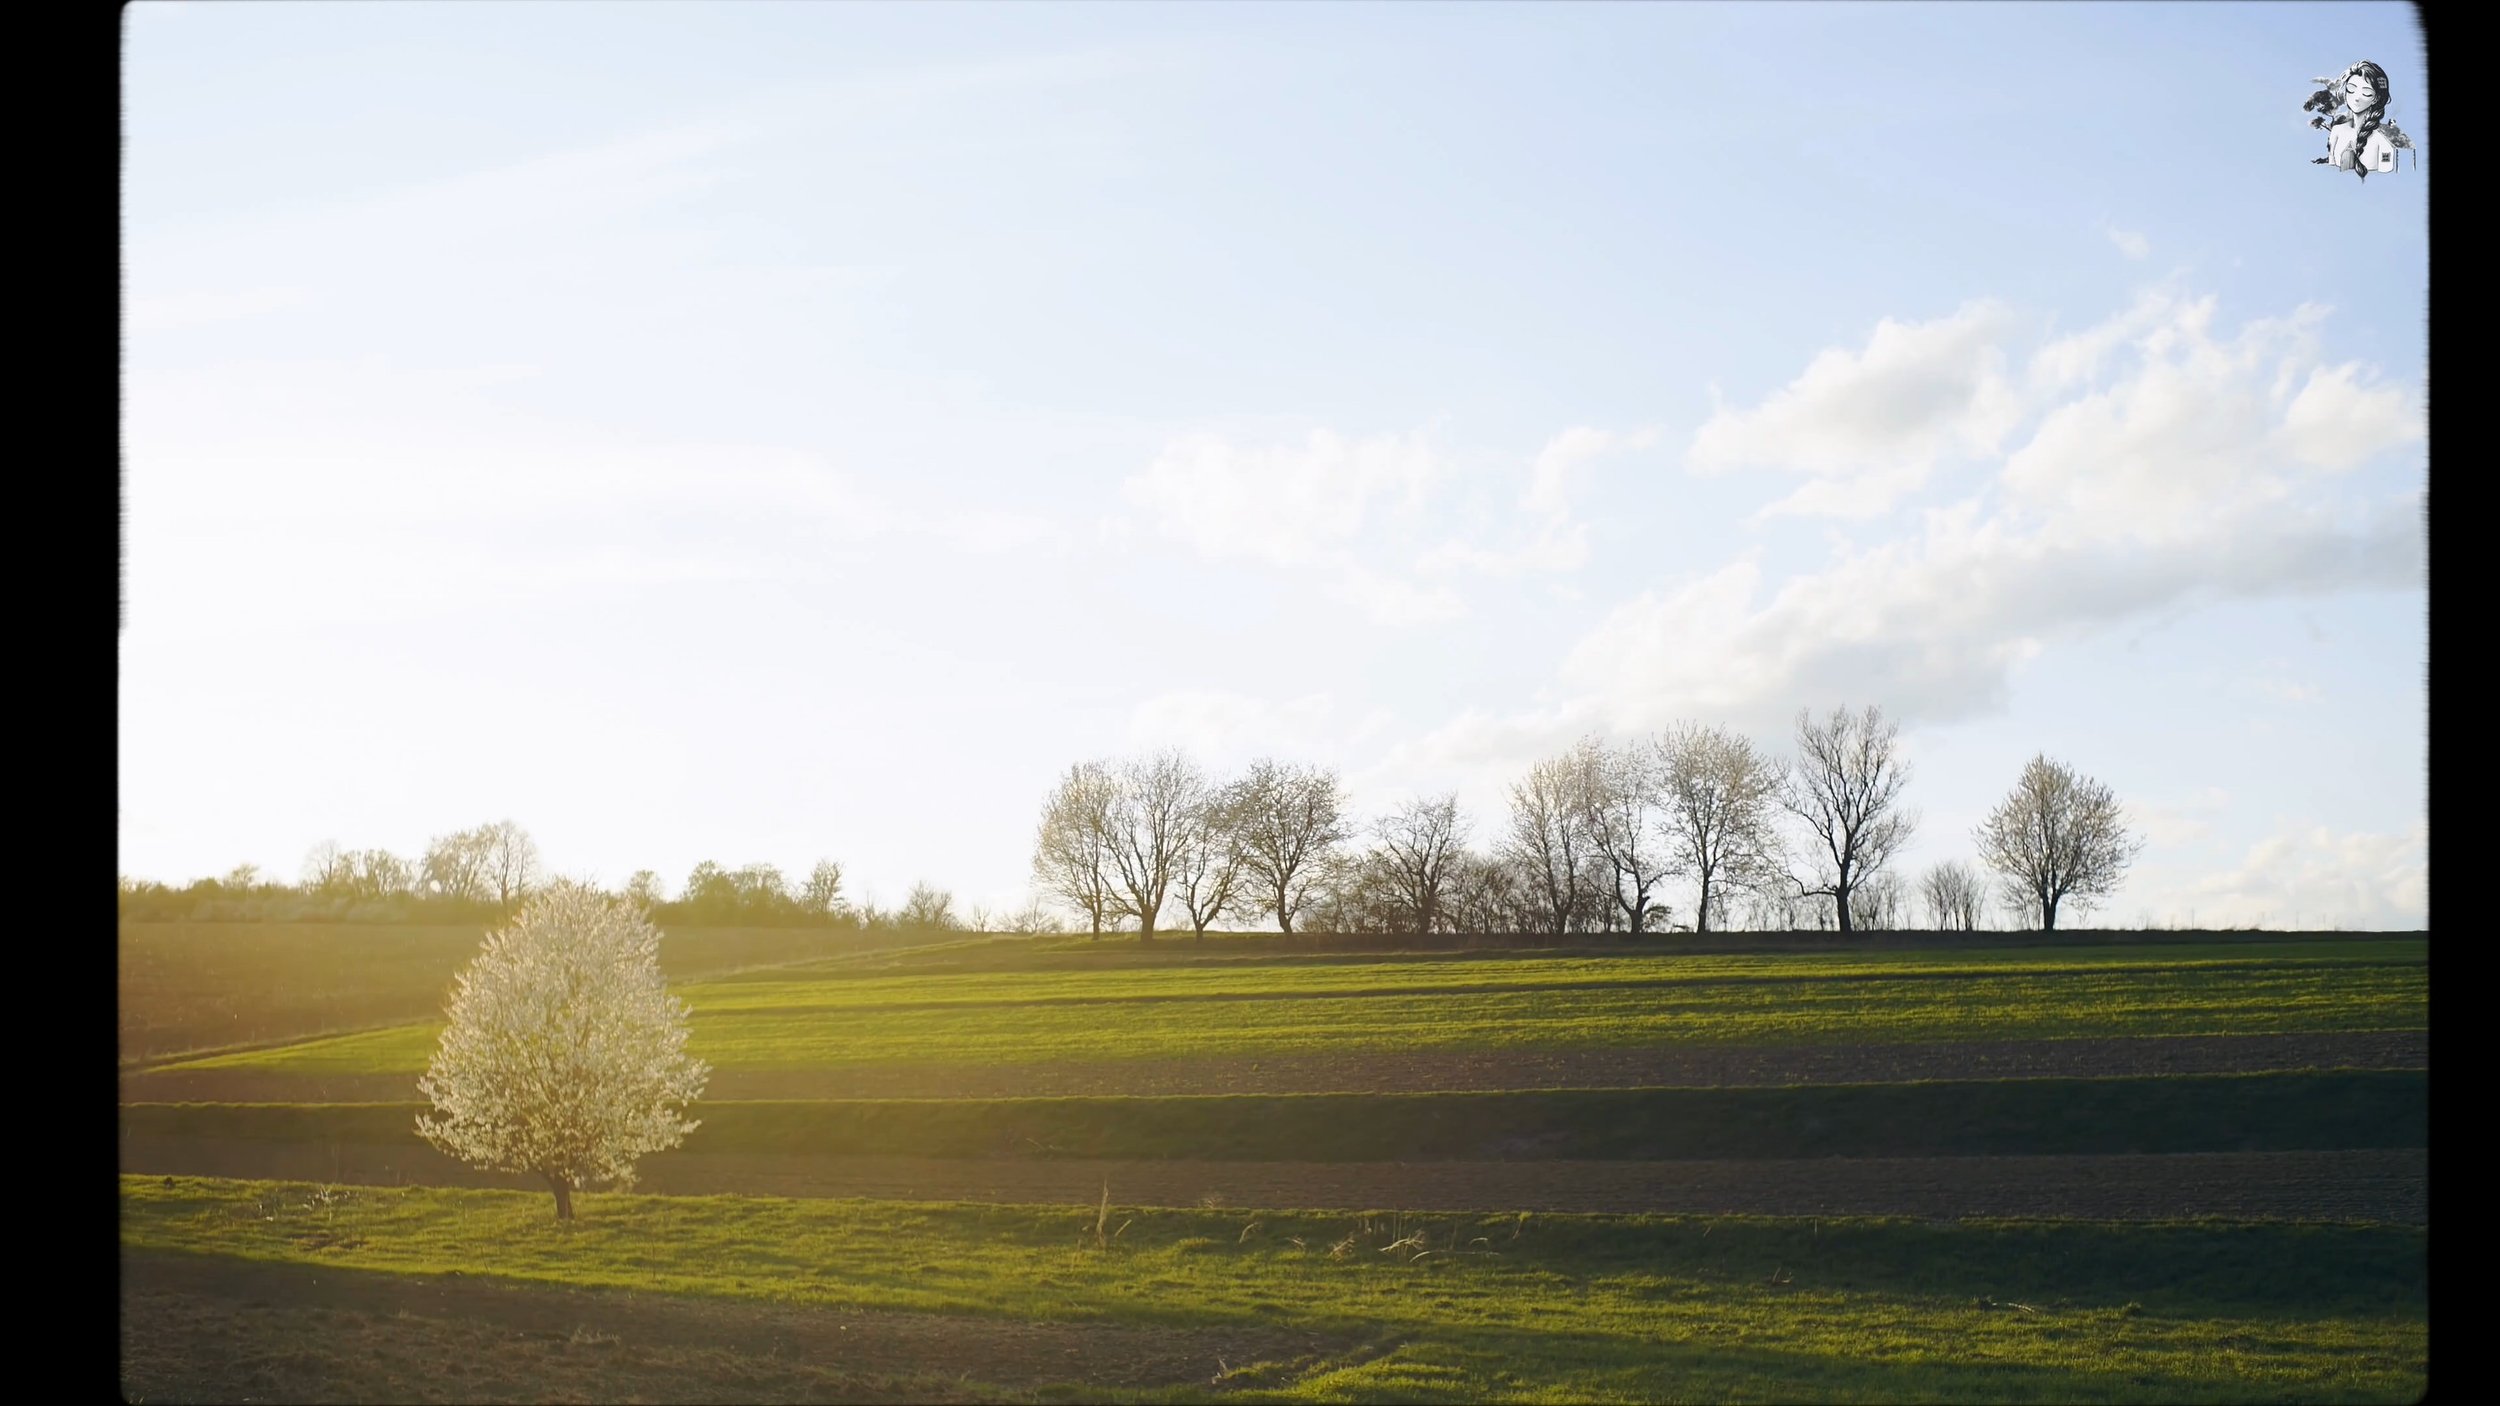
149, 940, 2426, 1078
121, 930, 2431, 1402
121, 1176, 2429, 1403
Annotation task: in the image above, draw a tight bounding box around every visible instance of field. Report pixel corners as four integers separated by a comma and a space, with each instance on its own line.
119, 924, 2429, 1401
124, 936, 2424, 1093
117, 922, 957, 1068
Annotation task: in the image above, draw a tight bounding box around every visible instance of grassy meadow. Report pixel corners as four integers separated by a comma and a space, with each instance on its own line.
122, 1177, 2428, 1403
138, 938, 2426, 1079
119, 924, 2430, 1402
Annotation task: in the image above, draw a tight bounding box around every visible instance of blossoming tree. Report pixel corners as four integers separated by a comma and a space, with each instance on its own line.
416, 882, 708, 1219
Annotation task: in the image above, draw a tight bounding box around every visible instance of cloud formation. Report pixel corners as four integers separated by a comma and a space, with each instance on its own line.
1687, 301, 2026, 519
2168, 821, 2427, 929
1123, 429, 1437, 571
1395, 289, 2422, 819
1123, 423, 1652, 624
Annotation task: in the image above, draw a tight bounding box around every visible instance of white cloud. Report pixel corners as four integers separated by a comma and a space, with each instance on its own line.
2280, 362, 2425, 470
1691, 290, 2420, 532
1410, 292, 2423, 790
1420, 425, 1662, 574
2131, 786, 2232, 849
1416, 524, 1589, 578
2167, 820, 2427, 930
1348, 700, 1604, 827
1125, 423, 1655, 623
1334, 566, 1467, 626
1123, 428, 1436, 570
1999, 297, 2420, 543
1749, 461, 1934, 522
2027, 289, 2189, 392
1525, 425, 1659, 517
1687, 301, 2025, 516
1559, 488, 2418, 741
2104, 224, 2151, 259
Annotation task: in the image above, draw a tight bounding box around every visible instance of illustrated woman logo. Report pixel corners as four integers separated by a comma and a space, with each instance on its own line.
2305, 62, 2413, 179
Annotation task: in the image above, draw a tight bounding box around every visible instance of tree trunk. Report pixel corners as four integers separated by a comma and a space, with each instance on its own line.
2042, 892, 2059, 932
545, 1173, 575, 1221
1696, 873, 1713, 935
1275, 885, 1294, 936
1834, 883, 1855, 934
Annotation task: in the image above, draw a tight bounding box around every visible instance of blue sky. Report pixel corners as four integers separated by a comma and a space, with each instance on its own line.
120, 1, 2427, 928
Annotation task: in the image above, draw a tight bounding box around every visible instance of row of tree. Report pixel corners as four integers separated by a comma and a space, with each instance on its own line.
120, 820, 551, 924
1031, 707, 2143, 939
121, 706, 2141, 936
118, 821, 1011, 934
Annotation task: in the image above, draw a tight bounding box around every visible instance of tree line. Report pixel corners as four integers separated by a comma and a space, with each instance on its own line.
1033, 707, 2142, 939
116, 820, 1012, 933
120, 706, 2142, 937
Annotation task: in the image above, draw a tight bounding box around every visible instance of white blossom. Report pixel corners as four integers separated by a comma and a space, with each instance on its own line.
416, 883, 707, 1217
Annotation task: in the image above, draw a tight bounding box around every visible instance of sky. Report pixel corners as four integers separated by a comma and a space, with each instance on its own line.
119, 1, 2428, 930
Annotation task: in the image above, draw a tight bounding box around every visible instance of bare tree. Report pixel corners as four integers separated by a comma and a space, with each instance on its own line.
1779, 706, 1917, 934
1377, 793, 1467, 934
1446, 850, 1518, 934
1583, 738, 1680, 934
1444, 852, 1495, 935
1172, 780, 1252, 942
1504, 745, 1600, 936
1919, 861, 1988, 931
349, 848, 414, 902
302, 841, 354, 895
1305, 847, 1404, 935
1743, 885, 1805, 932
900, 882, 959, 931
1847, 870, 1909, 930
731, 863, 790, 916
423, 827, 496, 903
1660, 724, 1784, 936
1003, 897, 1064, 935
1104, 750, 1203, 942
480, 820, 543, 906
1033, 761, 1120, 937
1975, 754, 2144, 931
222, 862, 264, 896
799, 860, 846, 918
1231, 760, 1350, 935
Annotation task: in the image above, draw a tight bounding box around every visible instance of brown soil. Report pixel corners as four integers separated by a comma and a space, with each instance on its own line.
121, 1249, 1364, 1403
120, 1138, 2427, 1224
119, 1030, 2429, 1105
